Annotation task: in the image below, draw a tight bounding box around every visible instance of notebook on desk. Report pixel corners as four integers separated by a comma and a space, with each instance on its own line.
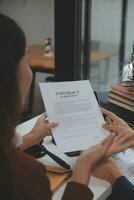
45, 165, 72, 192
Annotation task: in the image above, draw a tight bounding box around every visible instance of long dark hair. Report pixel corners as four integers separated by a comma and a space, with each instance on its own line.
0, 13, 26, 198
0, 13, 26, 146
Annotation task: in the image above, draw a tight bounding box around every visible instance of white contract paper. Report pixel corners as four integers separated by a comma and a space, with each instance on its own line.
39, 80, 107, 153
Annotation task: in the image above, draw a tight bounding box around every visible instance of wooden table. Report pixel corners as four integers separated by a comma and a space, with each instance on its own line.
27, 44, 116, 114
28, 45, 54, 73
28, 44, 115, 71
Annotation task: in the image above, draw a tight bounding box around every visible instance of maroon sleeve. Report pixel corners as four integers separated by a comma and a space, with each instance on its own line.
11, 148, 53, 200
62, 181, 94, 200
17, 160, 52, 200
22, 162, 52, 200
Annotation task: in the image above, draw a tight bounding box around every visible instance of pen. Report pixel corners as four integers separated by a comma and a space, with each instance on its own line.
40, 144, 71, 170
106, 116, 125, 156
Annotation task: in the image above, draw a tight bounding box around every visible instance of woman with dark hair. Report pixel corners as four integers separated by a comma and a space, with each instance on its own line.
0, 13, 109, 200
0, 12, 57, 151
0, 13, 134, 200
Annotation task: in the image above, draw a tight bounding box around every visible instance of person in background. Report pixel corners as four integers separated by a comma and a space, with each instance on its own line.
0, 13, 134, 200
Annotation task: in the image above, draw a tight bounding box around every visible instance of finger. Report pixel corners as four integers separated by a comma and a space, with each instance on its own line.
95, 157, 114, 168
38, 114, 49, 124
38, 115, 48, 122
101, 133, 114, 145
101, 107, 120, 122
101, 107, 113, 117
43, 113, 49, 121
43, 112, 48, 118
114, 140, 134, 153
46, 130, 52, 136
113, 132, 126, 142
101, 133, 115, 153
115, 132, 134, 145
44, 116, 48, 121
44, 118, 49, 123
102, 124, 124, 134
122, 140, 134, 150
106, 116, 113, 124
48, 122, 59, 129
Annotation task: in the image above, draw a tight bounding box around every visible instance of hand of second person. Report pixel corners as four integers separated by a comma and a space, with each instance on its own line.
72, 133, 114, 186
101, 107, 130, 129
79, 133, 115, 169
103, 126, 134, 155
101, 107, 134, 153
92, 158, 123, 184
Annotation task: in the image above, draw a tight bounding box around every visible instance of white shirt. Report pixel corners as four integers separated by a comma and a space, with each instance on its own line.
13, 132, 23, 148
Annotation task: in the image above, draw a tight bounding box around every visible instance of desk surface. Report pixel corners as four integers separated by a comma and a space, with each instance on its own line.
28, 44, 116, 71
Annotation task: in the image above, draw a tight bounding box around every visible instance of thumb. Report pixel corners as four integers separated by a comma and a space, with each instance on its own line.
102, 124, 124, 134
101, 133, 115, 153
48, 122, 59, 129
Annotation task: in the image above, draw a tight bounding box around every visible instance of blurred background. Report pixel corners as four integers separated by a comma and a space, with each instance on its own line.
0, 0, 133, 120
